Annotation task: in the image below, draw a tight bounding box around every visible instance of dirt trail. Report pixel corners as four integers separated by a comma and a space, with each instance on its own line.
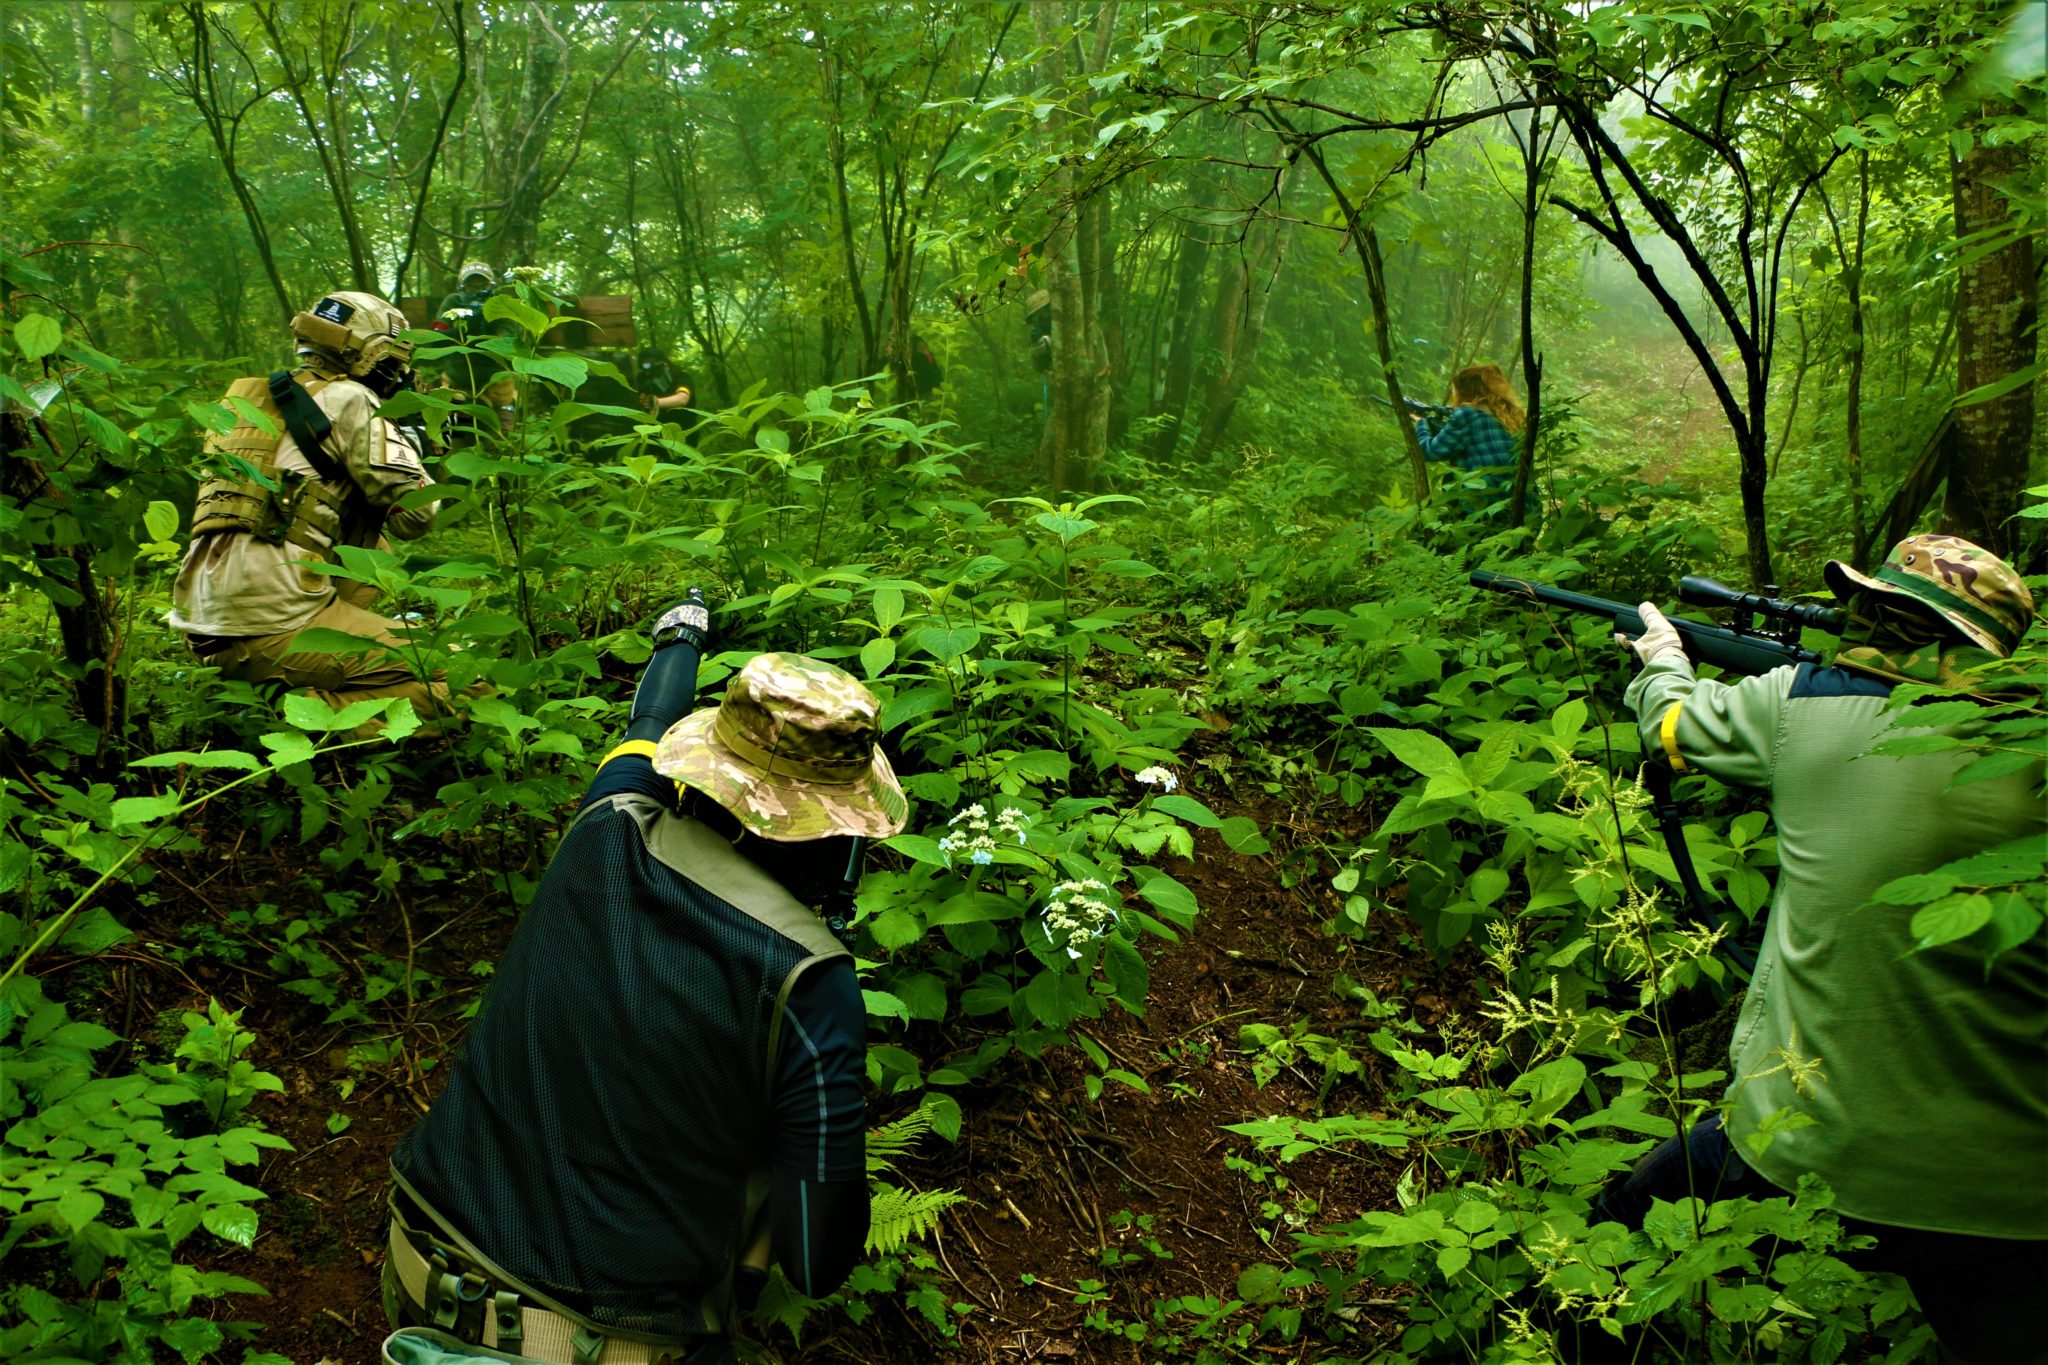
125, 783, 1451, 1364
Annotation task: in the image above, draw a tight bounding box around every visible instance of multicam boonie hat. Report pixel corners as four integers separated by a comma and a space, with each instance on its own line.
653, 652, 909, 842
1825, 534, 2036, 657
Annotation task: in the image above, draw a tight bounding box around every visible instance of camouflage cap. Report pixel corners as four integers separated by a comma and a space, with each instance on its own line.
1825, 534, 2036, 657
652, 652, 909, 842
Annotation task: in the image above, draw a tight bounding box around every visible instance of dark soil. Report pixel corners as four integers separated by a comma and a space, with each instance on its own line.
76, 780, 1461, 1365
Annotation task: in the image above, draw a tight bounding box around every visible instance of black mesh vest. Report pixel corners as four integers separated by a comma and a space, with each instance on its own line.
393, 794, 848, 1338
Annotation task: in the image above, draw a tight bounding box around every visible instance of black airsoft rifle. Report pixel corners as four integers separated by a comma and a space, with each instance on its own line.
1371, 393, 1452, 420
1471, 570, 1845, 673
1470, 569, 1848, 934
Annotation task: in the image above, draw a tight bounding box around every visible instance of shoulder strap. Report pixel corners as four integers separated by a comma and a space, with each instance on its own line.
267, 370, 346, 484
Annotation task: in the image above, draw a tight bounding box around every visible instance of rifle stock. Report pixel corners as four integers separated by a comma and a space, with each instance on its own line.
1470, 570, 1827, 676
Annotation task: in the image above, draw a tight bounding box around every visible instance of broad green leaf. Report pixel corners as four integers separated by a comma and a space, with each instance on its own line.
1219, 815, 1270, 855
1947, 749, 2041, 789
868, 907, 924, 951
260, 731, 316, 769
916, 625, 980, 662
1134, 871, 1198, 925
1236, 1263, 1283, 1302
202, 1202, 260, 1248
926, 892, 1024, 927
1103, 934, 1146, 1009
1338, 682, 1383, 718
1984, 892, 2044, 960
879, 833, 948, 867
111, 793, 184, 825
1468, 867, 1509, 908
872, 586, 905, 633
860, 636, 896, 679
56, 1189, 105, 1232
1452, 1200, 1499, 1234
1371, 727, 1465, 783
143, 500, 180, 542
1032, 511, 1096, 541
1151, 794, 1221, 828
383, 697, 423, 742
1910, 893, 1993, 949
15, 313, 60, 360
183, 400, 237, 434
512, 353, 587, 390
469, 695, 541, 734
482, 293, 551, 338
862, 990, 910, 1022
1868, 870, 1957, 907
59, 907, 131, 955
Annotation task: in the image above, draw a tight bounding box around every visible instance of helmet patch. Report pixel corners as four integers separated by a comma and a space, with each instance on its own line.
313, 296, 356, 324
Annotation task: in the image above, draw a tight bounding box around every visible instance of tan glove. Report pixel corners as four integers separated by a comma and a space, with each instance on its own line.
1617, 602, 1686, 665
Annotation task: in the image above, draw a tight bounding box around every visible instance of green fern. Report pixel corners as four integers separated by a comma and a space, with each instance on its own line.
866, 1182, 971, 1255
748, 1268, 820, 1344
865, 1097, 943, 1175
863, 1098, 970, 1253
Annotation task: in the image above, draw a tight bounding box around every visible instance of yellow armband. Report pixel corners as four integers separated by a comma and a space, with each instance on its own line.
599, 739, 659, 770
1658, 701, 1688, 772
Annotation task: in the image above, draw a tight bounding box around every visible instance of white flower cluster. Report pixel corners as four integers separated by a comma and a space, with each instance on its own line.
937, 803, 1029, 866
1044, 878, 1116, 959
1134, 766, 1179, 792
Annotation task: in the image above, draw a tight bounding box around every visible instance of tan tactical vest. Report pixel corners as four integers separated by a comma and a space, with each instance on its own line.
191, 372, 363, 558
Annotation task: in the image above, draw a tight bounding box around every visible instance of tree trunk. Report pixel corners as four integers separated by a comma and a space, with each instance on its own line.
1033, 0, 1111, 492
179, 4, 296, 323
1190, 196, 1288, 460
1287, 132, 1431, 501
1769, 310, 1812, 481
1085, 188, 1126, 440
1361, 222, 1433, 505
1510, 106, 1548, 528
2, 413, 125, 746
1151, 196, 1215, 460
252, 2, 376, 290
1844, 152, 1869, 560
70, 5, 97, 123
1943, 102, 2038, 559
824, 45, 876, 377
494, 21, 566, 268
106, 1, 140, 127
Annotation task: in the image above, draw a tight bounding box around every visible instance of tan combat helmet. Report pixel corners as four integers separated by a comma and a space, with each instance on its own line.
1825, 534, 2036, 657
653, 652, 909, 842
290, 291, 414, 385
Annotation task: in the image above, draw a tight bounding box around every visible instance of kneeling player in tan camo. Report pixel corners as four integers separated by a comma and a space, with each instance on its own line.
171, 290, 462, 731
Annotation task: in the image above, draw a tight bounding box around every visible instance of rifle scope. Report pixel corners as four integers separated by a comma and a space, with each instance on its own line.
1678, 577, 1846, 636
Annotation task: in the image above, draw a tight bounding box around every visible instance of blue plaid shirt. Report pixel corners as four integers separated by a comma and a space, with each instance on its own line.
1416, 405, 1518, 491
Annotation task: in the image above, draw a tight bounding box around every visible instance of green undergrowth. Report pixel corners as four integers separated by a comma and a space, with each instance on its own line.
5, 276, 2042, 1364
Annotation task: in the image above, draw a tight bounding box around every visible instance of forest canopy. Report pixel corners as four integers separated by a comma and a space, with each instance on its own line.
2, 2, 2044, 1363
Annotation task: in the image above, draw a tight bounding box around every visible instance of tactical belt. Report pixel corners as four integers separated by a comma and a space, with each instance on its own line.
386, 1185, 702, 1365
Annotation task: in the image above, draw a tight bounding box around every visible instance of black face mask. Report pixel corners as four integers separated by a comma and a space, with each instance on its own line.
364, 357, 413, 399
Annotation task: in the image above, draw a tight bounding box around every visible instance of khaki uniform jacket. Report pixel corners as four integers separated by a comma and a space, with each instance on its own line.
170, 373, 439, 638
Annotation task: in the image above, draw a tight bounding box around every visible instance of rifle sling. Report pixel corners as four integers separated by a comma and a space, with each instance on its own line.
1642, 760, 1719, 928
268, 371, 346, 485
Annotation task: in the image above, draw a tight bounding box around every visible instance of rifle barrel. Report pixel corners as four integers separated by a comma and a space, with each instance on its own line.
1470, 570, 1824, 675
